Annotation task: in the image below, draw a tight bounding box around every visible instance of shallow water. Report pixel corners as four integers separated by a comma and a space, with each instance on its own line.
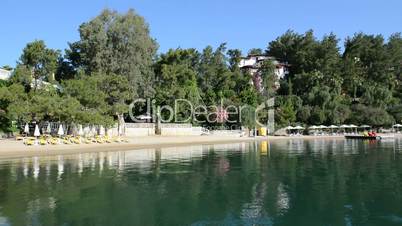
1, 139, 402, 226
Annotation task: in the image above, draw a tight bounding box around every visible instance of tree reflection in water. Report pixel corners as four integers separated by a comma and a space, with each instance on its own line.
0, 139, 401, 225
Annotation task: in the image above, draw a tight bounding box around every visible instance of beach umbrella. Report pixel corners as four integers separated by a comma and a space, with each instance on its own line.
34, 125, 40, 137
339, 124, 349, 133
285, 126, 294, 135
294, 126, 304, 135
309, 125, 318, 130
318, 126, 328, 134
349, 125, 358, 131
46, 123, 51, 134
360, 125, 371, 128
308, 125, 319, 135
328, 125, 338, 134
34, 125, 41, 144
294, 125, 304, 130
24, 123, 29, 135
57, 124, 64, 136
78, 125, 84, 136
349, 124, 358, 133
83, 126, 90, 136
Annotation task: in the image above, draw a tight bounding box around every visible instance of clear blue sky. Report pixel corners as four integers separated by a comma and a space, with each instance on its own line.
1, 0, 402, 67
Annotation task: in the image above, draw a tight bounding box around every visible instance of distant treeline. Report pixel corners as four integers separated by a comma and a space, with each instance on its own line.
1, 8, 401, 133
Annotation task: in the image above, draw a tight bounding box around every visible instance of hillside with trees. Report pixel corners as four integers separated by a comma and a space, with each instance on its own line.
0, 9, 401, 135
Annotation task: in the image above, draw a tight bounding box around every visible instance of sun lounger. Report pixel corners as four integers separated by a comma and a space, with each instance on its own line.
39, 138, 47, 145
63, 138, 71, 144
104, 136, 112, 143
49, 138, 59, 145
71, 137, 81, 144
24, 138, 35, 145
96, 137, 104, 143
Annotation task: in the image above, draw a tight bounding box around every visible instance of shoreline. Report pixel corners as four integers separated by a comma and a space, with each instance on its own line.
0, 135, 347, 160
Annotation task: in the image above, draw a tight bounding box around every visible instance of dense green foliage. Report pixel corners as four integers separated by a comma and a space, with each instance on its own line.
66, 9, 157, 98
269, 30, 402, 127
0, 9, 150, 133
0, 9, 401, 134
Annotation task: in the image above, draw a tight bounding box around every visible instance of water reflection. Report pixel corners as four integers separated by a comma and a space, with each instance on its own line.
0, 139, 402, 226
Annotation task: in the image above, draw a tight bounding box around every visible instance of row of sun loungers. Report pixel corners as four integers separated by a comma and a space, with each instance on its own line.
17, 135, 129, 146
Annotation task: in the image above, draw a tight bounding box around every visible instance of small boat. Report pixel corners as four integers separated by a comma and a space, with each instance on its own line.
345, 134, 395, 140
345, 135, 381, 140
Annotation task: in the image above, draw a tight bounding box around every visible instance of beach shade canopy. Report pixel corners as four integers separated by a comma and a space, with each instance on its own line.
328, 125, 339, 128
83, 126, 90, 136
24, 123, 29, 134
294, 125, 305, 130
99, 126, 105, 135
340, 124, 350, 128
285, 126, 295, 130
393, 124, 402, 128
308, 125, 318, 130
78, 125, 84, 136
57, 124, 64, 136
360, 125, 371, 128
34, 125, 41, 137
46, 123, 51, 134
349, 124, 358, 128
318, 125, 328, 129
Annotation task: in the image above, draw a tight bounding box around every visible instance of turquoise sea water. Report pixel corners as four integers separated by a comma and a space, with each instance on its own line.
0, 139, 402, 226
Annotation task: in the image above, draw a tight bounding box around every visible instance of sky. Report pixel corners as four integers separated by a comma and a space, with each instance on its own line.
1, 0, 402, 67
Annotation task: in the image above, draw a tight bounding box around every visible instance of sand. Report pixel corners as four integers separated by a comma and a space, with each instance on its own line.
0, 135, 347, 159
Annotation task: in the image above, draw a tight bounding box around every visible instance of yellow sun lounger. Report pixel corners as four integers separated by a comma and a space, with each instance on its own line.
63, 138, 71, 144
24, 138, 35, 146
104, 137, 112, 143
49, 138, 59, 145
96, 137, 104, 144
71, 137, 81, 144
39, 138, 47, 145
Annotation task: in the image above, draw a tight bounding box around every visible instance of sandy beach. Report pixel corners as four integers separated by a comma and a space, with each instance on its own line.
0, 135, 347, 159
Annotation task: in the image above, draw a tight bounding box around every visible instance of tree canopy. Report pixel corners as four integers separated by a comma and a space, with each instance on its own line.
1, 8, 402, 135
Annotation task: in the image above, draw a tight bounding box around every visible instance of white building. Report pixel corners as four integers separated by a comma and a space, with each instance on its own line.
30, 77, 61, 91
238, 54, 289, 81
0, 68, 12, 80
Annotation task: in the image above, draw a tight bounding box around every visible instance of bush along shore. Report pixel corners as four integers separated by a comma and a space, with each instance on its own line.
1, 9, 402, 137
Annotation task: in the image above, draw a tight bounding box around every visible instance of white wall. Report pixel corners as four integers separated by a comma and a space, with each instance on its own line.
124, 123, 199, 136
126, 123, 155, 136
126, 128, 155, 136
160, 123, 195, 136
275, 66, 286, 79
239, 58, 257, 67
0, 68, 11, 80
